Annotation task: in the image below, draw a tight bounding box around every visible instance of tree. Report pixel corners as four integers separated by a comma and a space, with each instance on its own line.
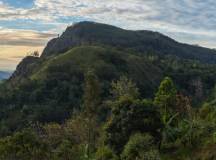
28, 51, 39, 57
176, 93, 192, 119
121, 133, 160, 160
55, 140, 81, 160
105, 97, 162, 154
83, 70, 101, 117
154, 77, 177, 122
95, 146, 117, 160
0, 129, 49, 160
83, 70, 101, 157
43, 123, 64, 149
111, 76, 139, 100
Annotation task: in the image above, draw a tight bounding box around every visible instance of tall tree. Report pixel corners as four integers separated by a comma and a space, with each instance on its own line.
83, 70, 101, 157
105, 98, 162, 154
154, 77, 177, 122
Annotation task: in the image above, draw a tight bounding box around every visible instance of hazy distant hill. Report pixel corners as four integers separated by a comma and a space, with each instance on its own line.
0, 71, 11, 80
42, 21, 216, 64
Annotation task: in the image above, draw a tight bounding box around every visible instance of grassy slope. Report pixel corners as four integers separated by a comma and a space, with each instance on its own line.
32, 46, 163, 97
17, 45, 216, 102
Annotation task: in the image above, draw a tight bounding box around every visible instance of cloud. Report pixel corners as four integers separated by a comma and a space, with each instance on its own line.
0, 0, 158, 24
0, 28, 56, 46
0, 56, 23, 71
0, 1, 215, 36
0, 45, 45, 70
0, 27, 56, 70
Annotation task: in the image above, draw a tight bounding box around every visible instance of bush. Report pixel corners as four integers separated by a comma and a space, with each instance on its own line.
54, 140, 82, 160
0, 129, 49, 160
121, 133, 160, 160
95, 146, 117, 160
105, 97, 162, 154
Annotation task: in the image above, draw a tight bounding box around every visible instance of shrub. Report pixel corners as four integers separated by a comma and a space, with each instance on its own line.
121, 133, 160, 160
95, 146, 117, 160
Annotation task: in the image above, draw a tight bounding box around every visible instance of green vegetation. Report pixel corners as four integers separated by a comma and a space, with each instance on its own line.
1, 70, 216, 159
1, 63, 216, 159
1, 22, 216, 159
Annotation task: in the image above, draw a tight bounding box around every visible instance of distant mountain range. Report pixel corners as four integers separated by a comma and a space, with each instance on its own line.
0, 71, 11, 80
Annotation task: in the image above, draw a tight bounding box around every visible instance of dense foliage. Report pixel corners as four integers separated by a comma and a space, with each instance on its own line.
1, 72, 216, 159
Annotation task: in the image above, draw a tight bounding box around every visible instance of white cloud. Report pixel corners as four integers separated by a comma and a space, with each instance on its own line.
0, 0, 215, 36
0, 27, 56, 70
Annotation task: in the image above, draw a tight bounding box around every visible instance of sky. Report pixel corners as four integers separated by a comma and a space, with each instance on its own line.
0, 0, 216, 71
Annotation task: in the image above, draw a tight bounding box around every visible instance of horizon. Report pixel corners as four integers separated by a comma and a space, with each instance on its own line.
0, 0, 216, 71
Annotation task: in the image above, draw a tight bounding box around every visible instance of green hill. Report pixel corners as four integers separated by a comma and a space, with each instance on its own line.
42, 21, 216, 64
3, 22, 216, 135
33, 46, 163, 96
1, 45, 216, 135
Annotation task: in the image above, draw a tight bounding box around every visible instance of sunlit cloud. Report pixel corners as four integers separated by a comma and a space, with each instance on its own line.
0, 27, 56, 70
0, 28, 56, 46
0, 45, 45, 70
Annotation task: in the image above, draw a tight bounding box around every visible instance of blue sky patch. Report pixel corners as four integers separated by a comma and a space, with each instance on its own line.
1, 0, 34, 8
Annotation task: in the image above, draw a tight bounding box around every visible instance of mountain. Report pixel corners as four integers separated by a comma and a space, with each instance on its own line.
5, 22, 216, 127
2, 44, 216, 132
1, 21, 216, 159
42, 21, 216, 64
1, 21, 216, 136
0, 71, 11, 80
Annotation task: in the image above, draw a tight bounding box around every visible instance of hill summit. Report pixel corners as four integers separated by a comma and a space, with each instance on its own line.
42, 21, 216, 64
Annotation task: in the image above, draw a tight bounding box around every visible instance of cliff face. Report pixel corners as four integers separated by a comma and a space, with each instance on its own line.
41, 21, 216, 64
